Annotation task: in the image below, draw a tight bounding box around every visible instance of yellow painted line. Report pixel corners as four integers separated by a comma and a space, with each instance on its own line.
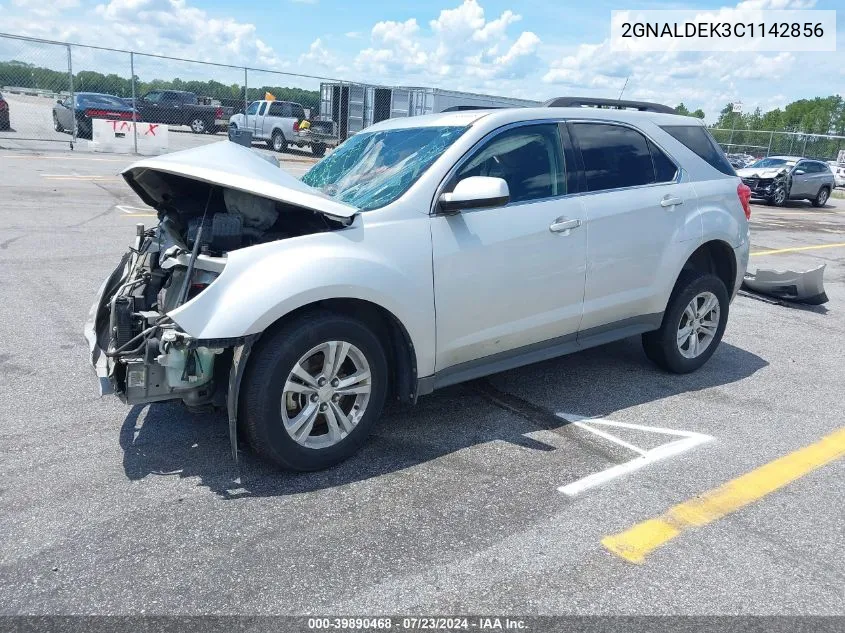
750, 242, 845, 256
602, 426, 845, 564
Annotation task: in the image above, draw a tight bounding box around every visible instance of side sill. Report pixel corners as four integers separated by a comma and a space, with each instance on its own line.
416, 312, 663, 396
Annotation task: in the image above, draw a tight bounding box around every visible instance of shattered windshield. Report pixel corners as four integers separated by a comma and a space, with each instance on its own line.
750, 158, 797, 169
301, 126, 467, 210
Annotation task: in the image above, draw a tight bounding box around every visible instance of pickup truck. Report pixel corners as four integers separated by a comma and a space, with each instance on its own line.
134, 90, 232, 134
228, 100, 328, 156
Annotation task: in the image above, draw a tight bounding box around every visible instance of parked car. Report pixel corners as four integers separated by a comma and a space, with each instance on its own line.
86, 102, 750, 471
135, 90, 232, 134
228, 100, 327, 155
0, 91, 10, 130
826, 161, 845, 188
53, 92, 140, 139
736, 156, 835, 207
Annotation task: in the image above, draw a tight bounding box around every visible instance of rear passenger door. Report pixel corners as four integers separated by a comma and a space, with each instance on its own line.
568, 122, 699, 334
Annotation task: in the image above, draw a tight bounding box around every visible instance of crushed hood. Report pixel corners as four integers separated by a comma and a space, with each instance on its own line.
121, 141, 358, 222
736, 167, 788, 179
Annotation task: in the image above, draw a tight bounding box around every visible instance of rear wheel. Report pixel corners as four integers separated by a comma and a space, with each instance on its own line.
53, 112, 63, 132
642, 271, 729, 374
242, 311, 388, 471
312, 142, 326, 157
189, 117, 207, 134
812, 186, 830, 208
271, 130, 286, 153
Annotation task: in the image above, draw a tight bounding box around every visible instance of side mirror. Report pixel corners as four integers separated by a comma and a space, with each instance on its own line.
439, 176, 510, 212
794, 169, 806, 175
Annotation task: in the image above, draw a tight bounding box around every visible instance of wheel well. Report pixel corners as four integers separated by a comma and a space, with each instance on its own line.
682, 240, 737, 293
261, 298, 418, 403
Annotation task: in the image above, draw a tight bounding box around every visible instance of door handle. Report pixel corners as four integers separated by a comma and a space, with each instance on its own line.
549, 218, 582, 233
660, 195, 684, 207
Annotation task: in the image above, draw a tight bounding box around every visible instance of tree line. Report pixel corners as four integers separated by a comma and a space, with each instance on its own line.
0, 60, 320, 112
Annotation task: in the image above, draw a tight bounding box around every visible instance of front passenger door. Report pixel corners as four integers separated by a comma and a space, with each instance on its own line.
431, 123, 587, 373
791, 161, 812, 197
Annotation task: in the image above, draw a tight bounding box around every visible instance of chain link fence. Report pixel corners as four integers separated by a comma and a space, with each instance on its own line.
0, 32, 343, 157
0, 32, 542, 158
711, 128, 845, 162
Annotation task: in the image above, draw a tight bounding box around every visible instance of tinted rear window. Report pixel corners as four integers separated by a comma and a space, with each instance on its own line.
571, 123, 656, 191
660, 125, 735, 176
649, 139, 678, 183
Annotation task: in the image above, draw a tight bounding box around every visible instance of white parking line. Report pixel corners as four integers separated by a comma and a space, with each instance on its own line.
557, 414, 714, 496
116, 205, 155, 215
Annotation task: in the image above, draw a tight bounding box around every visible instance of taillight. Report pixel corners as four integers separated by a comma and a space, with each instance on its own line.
0, 100, 7, 111
85, 109, 134, 120
293, 120, 300, 132
737, 182, 752, 220
215, 107, 223, 119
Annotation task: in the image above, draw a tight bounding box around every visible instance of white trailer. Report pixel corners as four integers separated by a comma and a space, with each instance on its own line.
318, 82, 540, 141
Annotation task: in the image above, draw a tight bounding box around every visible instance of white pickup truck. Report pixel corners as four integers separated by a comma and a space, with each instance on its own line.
228, 100, 327, 156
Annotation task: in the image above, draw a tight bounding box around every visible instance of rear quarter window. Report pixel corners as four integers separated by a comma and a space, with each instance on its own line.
660, 125, 736, 176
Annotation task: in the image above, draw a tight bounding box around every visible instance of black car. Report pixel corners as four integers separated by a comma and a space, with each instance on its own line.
52, 92, 139, 139
0, 92, 10, 131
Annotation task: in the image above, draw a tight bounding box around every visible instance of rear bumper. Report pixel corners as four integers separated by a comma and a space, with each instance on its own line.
733, 238, 750, 300
297, 129, 339, 147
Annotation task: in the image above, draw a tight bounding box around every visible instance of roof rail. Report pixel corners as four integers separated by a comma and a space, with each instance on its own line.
543, 97, 676, 114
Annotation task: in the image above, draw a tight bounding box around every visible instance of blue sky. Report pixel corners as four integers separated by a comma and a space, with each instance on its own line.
1, 0, 842, 120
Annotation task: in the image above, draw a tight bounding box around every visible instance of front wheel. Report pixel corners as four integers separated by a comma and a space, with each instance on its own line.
812, 186, 830, 208
242, 311, 388, 471
766, 185, 788, 207
53, 112, 63, 132
189, 117, 207, 134
642, 271, 729, 374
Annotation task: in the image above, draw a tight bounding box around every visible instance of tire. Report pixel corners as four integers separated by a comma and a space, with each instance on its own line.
189, 117, 207, 134
228, 123, 237, 141
270, 130, 286, 153
53, 112, 63, 133
242, 311, 388, 471
766, 185, 788, 206
312, 142, 326, 157
812, 186, 830, 208
642, 271, 729, 374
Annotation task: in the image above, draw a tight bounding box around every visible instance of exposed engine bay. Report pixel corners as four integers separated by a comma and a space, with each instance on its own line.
89, 172, 345, 409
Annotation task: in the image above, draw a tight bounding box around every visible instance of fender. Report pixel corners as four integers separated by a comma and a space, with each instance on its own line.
168, 219, 436, 377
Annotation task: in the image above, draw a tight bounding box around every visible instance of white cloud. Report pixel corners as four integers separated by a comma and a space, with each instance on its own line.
354, 0, 540, 89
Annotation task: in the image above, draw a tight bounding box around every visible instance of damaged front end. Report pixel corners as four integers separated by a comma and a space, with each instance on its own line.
84, 141, 356, 411
739, 167, 792, 201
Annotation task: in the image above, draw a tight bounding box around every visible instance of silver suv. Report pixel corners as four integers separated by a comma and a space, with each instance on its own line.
86, 99, 750, 471
737, 156, 835, 207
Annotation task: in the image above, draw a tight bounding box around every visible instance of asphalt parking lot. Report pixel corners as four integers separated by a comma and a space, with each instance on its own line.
0, 92, 324, 159
0, 147, 843, 616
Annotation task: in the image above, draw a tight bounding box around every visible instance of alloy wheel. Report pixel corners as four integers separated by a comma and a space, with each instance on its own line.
677, 291, 720, 359
281, 340, 372, 449
191, 118, 206, 134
